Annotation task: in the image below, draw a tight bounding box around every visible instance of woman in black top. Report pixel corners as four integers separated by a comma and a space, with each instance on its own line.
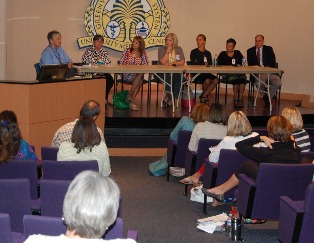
218, 38, 247, 107
190, 34, 219, 103
202, 115, 301, 204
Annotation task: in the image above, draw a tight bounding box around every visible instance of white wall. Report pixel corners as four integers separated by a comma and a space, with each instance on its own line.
1, 0, 314, 101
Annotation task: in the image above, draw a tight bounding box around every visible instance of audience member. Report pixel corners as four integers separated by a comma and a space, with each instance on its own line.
57, 117, 110, 176
120, 36, 149, 111
282, 106, 311, 151
149, 103, 210, 177
180, 111, 258, 195
82, 35, 114, 103
24, 170, 135, 242
202, 116, 301, 206
158, 33, 185, 107
0, 110, 37, 162
247, 34, 281, 105
188, 103, 227, 152
190, 34, 219, 103
51, 100, 104, 147
218, 38, 247, 107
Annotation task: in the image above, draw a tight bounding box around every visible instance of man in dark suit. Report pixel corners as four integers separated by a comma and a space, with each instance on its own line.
247, 35, 281, 105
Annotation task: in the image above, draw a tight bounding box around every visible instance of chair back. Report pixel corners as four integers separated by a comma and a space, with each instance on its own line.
34, 63, 41, 80
174, 130, 192, 168
195, 138, 221, 172
299, 183, 314, 242
0, 179, 31, 232
216, 149, 249, 198
104, 218, 123, 240
40, 180, 71, 217
310, 136, 314, 152
300, 151, 314, 163
0, 213, 13, 243
20, 215, 66, 242
304, 127, 314, 137
241, 163, 314, 220
41, 146, 59, 161
42, 160, 98, 180
0, 160, 38, 199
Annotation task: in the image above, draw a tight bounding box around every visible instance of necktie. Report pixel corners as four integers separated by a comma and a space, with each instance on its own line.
257, 48, 260, 66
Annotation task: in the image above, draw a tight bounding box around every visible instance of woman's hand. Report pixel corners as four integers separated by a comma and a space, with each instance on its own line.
260, 136, 275, 149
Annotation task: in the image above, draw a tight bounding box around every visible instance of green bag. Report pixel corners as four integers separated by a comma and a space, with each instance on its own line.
113, 90, 130, 110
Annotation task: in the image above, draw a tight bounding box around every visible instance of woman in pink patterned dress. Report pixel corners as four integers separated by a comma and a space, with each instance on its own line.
120, 36, 149, 111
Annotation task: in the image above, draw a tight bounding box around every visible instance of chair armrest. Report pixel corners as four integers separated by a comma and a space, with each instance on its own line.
203, 159, 218, 188
237, 174, 257, 218
184, 149, 197, 176
127, 230, 138, 241
278, 196, 305, 243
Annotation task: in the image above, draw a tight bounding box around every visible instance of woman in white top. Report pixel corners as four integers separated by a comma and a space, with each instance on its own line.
188, 103, 227, 152
181, 111, 258, 190
57, 117, 111, 176
24, 171, 135, 242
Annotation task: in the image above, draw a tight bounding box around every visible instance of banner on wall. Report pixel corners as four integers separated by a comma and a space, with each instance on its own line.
77, 0, 170, 52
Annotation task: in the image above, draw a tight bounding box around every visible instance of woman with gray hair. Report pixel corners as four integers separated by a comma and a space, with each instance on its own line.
24, 171, 136, 242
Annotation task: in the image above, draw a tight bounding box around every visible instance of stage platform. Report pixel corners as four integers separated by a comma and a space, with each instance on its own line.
104, 91, 314, 148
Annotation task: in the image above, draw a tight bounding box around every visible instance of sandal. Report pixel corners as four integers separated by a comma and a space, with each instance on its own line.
180, 176, 200, 186
129, 102, 139, 111
162, 97, 172, 107
201, 188, 225, 202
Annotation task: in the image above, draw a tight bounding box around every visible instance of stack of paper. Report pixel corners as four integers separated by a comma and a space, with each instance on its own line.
197, 213, 228, 234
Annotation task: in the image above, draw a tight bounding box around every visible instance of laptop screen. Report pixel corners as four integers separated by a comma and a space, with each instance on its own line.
38, 64, 69, 82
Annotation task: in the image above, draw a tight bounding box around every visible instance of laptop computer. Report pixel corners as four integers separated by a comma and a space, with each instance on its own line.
38, 64, 69, 82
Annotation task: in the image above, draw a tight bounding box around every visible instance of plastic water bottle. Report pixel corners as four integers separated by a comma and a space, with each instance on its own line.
204, 55, 207, 65
213, 54, 218, 66
98, 59, 104, 65
242, 57, 247, 67
226, 214, 232, 237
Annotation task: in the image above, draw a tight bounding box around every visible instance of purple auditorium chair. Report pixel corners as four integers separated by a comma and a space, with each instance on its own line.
202, 149, 248, 214
183, 138, 220, 196
304, 127, 314, 137
41, 160, 98, 180
0, 213, 22, 243
19, 215, 66, 242
0, 160, 39, 200
166, 130, 192, 181
278, 183, 314, 243
300, 151, 314, 163
40, 180, 71, 217
237, 163, 314, 221
40, 179, 123, 218
104, 218, 138, 241
310, 136, 314, 151
0, 179, 31, 233
41, 146, 59, 161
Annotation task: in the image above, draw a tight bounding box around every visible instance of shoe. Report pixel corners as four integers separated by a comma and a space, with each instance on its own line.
201, 188, 225, 202
180, 176, 200, 186
129, 103, 139, 111
162, 97, 172, 107
263, 94, 270, 105
170, 167, 185, 177
238, 100, 244, 107
243, 218, 267, 224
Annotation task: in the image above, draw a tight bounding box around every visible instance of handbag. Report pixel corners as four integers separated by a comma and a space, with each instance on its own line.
148, 155, 167, 177
113, 90, 130, 110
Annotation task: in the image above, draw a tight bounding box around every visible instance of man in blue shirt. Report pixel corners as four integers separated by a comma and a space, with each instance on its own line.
40, 30, 73, 68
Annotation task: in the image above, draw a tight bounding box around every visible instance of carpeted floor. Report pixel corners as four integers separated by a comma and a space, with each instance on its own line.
110, 156, 279, 243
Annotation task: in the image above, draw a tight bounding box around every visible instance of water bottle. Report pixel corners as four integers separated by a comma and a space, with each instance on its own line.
226, 214, 232, 237
98, 59, 104, 65
242, 57, 247, 67
231, 217, 241, 241
232, 58, 236, 66
204, 55, 207, 65
213, 54, 218, 66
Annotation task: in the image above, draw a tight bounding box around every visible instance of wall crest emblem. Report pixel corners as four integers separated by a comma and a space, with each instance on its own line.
77, 0, 170, 52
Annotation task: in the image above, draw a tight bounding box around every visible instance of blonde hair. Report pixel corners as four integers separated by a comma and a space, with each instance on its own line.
226, 111, 252, 136
190, 103, 210, 124
281, 107, 303, 131
165, 33, 178, 48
